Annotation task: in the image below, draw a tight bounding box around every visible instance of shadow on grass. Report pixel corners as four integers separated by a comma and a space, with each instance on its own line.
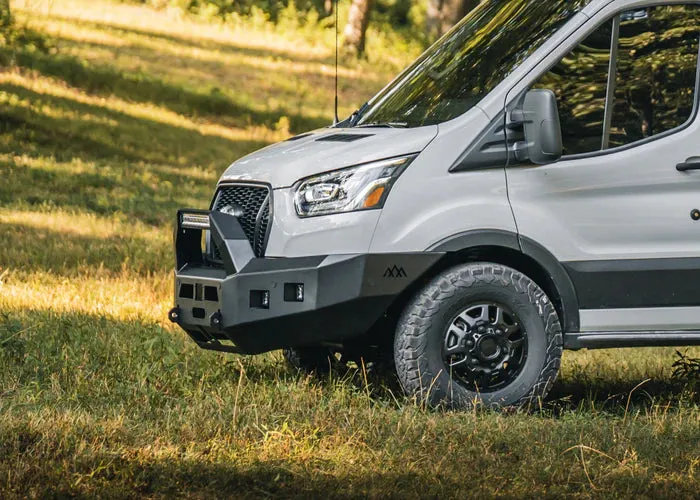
5, 43, 329, 134
35, 13, 337, 66
0, 81, 272, 224
0, 81, 269, 165
285, 356, 697, 417
546, 376, 696, 414
47, 458, 465, 498
0, 220, 170, 274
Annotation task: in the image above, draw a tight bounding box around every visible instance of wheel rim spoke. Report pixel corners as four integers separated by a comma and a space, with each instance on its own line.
506, 337, 525, 350
444, 325, 468, 356
456, 311, 477, 328
491, 305, 505, 326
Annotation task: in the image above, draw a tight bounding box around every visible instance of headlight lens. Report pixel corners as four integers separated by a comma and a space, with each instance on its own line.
294, 155, 415, 217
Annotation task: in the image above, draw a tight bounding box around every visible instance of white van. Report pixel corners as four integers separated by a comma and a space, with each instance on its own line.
169, 0, 700, 408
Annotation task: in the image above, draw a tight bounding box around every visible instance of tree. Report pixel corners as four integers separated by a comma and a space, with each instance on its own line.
343, 0, 375, 55
426, 0, 479, 38
0, 0, 11, 30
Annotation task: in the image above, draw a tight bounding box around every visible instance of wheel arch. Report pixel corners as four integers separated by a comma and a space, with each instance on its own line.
422, 230, 579, 333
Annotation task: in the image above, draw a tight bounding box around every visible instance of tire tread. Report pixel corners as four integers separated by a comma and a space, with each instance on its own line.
394, 262, 562, 408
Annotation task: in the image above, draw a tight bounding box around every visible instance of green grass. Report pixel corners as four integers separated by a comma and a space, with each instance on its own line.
1, 0, 699, 497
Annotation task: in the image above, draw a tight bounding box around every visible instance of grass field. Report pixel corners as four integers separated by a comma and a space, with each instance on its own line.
1, 0, 698, 497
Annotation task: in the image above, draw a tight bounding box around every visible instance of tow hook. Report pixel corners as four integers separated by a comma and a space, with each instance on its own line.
210, 311, 223, 329
168, 307, 181, 323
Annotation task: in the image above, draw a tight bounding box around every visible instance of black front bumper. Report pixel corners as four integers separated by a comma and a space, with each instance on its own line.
170, 209, 442, 354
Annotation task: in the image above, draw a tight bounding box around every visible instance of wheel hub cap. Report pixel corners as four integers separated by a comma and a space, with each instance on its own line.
476, 335, 501, 360
442, 303, 528, 393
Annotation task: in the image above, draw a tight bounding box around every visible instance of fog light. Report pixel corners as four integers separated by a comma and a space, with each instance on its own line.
284, 283, 304, 302
250, 290, 270, 309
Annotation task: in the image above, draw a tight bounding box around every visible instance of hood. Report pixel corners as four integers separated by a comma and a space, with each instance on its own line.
220, 126, 439, 188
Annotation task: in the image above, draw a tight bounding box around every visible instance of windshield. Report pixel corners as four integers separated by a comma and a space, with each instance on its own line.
355, 0, 590, 128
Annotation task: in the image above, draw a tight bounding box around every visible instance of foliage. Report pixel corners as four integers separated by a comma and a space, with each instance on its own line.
0, 1, 698, 497
536, 5, 699, 155
120, 0, 419, 26
672, 351, 700, 389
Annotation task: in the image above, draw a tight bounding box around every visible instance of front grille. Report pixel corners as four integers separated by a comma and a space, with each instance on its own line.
212, 183, 272, 258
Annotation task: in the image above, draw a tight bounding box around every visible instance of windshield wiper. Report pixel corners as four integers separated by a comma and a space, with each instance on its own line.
355, 121, 409, 128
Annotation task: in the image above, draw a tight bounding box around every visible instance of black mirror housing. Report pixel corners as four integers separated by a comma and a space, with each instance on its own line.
512, 89, 563, 165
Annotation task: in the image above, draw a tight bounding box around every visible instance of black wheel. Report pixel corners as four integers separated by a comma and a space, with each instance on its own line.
283, 346, 337, 374
394, 262, 562, 409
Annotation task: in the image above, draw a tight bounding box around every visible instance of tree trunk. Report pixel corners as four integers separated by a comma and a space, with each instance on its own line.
319, 0, 334, 19
343, 0, 374, 55
426, 0, 479, 38
0, 0, 11, 29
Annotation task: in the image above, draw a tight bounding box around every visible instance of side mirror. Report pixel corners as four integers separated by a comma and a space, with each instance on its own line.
512, 89, 562, 165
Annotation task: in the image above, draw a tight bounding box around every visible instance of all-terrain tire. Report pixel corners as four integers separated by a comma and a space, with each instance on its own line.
394, 262, 562, 409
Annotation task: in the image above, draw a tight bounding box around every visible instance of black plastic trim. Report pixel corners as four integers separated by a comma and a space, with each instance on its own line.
563, 257, 700, 309
210, 181, 274, 258
285, 132, 314, 141
428, 229, 520, 253
449, 112, 521, 172
565, 331, 700, 350
520, 236, 580, 333
315, 133, 374, 142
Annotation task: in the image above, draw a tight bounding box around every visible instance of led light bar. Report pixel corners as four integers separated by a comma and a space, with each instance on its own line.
180, 212, 210, 230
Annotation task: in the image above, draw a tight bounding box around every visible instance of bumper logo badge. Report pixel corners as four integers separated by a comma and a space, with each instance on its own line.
220, 204, 244, 217
384, 265, 407, 278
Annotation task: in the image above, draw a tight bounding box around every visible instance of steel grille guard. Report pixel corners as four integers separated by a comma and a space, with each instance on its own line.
175, 208, 254, 274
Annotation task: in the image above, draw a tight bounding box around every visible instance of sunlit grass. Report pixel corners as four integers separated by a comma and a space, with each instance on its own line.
0, 0, 698, 497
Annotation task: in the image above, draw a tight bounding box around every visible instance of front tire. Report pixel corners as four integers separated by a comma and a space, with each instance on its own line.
283, 346, 336, 374
393, 263, 562, 409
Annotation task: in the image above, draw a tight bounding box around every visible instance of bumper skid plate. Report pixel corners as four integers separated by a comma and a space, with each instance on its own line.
170, 209, 442, 354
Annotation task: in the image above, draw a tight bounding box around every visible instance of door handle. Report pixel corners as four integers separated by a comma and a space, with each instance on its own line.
676, 157, 700, 171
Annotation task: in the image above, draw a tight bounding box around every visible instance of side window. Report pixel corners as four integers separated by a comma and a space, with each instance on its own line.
611, 6, 700, 147
532, 4, 700, 156
534, 21, 613, 155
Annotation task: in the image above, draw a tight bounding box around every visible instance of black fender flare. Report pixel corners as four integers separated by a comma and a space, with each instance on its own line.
428, 230, 579, 333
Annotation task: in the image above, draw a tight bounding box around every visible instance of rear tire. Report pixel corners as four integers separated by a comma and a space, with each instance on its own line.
393, 262, 562, 409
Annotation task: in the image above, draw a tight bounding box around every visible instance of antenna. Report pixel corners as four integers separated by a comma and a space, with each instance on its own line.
333, 0, 339, 125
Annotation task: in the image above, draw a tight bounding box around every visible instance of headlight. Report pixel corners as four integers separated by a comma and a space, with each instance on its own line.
294, 155, 415, 217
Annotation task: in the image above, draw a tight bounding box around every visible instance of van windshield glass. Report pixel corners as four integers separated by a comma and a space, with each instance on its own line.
355, 0, 590, 128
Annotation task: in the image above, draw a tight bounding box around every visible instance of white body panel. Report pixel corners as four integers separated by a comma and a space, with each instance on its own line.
369, 109, 517, 252
221, 127, 438, 188
265, 188, 381, 257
